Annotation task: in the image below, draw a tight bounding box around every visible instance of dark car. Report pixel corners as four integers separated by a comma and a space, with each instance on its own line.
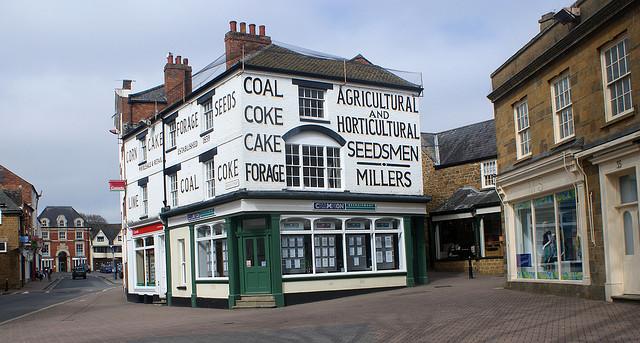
72, 265, 87, 280
100, 265, 113, 274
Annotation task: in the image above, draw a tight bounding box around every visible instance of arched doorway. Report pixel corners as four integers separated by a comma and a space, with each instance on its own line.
58, 252, 68, 272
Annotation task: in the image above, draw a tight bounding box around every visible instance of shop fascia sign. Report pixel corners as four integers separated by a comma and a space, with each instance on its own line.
131, 223, 164, 236
187, 208, 215, 222
313, 202, 376, 211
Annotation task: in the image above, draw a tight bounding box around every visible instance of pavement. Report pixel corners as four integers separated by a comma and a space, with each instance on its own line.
0, 272, 639, 342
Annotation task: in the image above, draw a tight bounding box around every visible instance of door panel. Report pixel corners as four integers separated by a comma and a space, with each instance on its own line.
619, 171, 640, 294
242, 236, 271, 294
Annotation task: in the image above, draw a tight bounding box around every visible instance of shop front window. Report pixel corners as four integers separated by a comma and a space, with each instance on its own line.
513, 189, 582, 281
280, 216, 403, 277
195, 222, 228, 278
135, 237, 155, 287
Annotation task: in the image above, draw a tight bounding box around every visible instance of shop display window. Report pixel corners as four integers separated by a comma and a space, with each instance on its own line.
134, 236, 155, 287
195, 222, 228, 279
280, 216, 403, 277
513, 189, 583, 281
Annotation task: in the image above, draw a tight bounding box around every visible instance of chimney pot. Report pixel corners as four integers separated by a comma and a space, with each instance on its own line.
122, 80, 132, 90
167, 52, 174, 64
249, 24, 256, 35
229, 20, 237, 32
240, 22, 246, 33
259, 25, 266, 36
183, 57, 188, 65
176, 55, 182, 64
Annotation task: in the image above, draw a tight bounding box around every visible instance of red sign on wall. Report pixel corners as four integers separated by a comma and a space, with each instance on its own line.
131, 223, 163, 236
109, 180, 126, 191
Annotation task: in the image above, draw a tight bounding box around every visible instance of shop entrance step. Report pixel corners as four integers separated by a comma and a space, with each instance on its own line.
611, 294, 640, 304
233, 295, 276, 309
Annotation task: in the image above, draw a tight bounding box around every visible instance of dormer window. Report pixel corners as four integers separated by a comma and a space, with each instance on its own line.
75, 218, 83, 227
41, 218, 49, 227
56, 215, 67, 227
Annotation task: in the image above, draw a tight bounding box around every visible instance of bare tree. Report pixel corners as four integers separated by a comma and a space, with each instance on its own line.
81, 213, 108, 224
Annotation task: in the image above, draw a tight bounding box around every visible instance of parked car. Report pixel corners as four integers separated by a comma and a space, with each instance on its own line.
100, 265, 113, 274
72, 265, 87, 280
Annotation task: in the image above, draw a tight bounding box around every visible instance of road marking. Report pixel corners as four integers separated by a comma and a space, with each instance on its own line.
22, 291, 29, 294
0, 286, 117, 327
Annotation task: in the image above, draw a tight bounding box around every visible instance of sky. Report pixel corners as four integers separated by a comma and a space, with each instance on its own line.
0, 0, 565, 222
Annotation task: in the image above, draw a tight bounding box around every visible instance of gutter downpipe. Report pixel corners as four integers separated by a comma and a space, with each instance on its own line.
566, 151, 596, 246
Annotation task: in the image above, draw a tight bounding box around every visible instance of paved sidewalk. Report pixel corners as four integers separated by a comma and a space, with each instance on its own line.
0, 273, 638, 342
1, 273, 64, 295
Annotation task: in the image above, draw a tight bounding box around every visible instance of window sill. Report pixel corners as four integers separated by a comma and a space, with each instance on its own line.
513, 154, 532, 165
195, 278, 229, 284
508, 278, 588, 286
300, 117, 331, 124
165, 146, 177, 153
176, 286, 187, 290
139, 215, 148, 220
138, 160, 147, 166
551, 136, 576, 150
200, 128, 214, 137
283, 270, 406, 282
602, 107, 635, 128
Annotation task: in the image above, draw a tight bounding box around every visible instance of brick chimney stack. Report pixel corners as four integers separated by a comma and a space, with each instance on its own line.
225, 20, 272, 70
164, 52, 193, 105
122, 79, 132, 90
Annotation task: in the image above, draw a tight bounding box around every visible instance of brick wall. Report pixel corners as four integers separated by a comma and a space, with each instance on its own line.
0, 214, 22, 289
433, 258, 505, 276
43, 227, 92, 272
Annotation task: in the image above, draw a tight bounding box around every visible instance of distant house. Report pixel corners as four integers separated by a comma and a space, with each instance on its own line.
422, 120, 503, 275
38, 206, 91, 272
0, 190, 24, 288
90, 223, 123, 271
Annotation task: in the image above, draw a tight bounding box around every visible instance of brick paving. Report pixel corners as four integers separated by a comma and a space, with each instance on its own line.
0, 273, 638, 342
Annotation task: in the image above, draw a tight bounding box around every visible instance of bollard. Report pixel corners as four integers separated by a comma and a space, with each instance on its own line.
5, 278, 8, 292
468, 255, 474, 279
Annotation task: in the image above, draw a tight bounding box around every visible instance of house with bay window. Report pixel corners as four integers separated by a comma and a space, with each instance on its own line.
421, 120, 503, 275
114, 21, 428, 308
488, 0, 640, 301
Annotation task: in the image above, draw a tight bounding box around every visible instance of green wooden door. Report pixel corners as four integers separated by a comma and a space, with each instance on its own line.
242, 235, 271, 294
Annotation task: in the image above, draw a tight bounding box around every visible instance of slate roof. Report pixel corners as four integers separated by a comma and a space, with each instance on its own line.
242, 44, 421, 91
431, 187, 501, 215
0, 190, 21, 214
422, 119, 497, 168
128, 84, 166, 103
90, 223, 122, 244
38, 206, 85, 227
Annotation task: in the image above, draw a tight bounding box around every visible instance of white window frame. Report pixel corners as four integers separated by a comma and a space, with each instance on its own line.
178, 239, 187, 286
0, 241, 7, 253
514, 99, 532, 159
203, 159, 215, 199
42, 231, 49, 240
141, 185, 148, 216
139, 136, 147, 162
480, 160, 498, 189
600, 36, 634, 121
97, 235, 105, 243
41, 218, 49, 227
59, 230, 66, 241
298, 86, 325, 119
42, 242, 50, 257
194, 221, 228, 280
76, 231, 83, 240
169, 174, 178, 207
134, 235, 156, 288
285, 144, 342, 190
75, 219, 83, 227
167, 121, 177, 150
280, 216, 405, 279
551, 73, 575, 143
202, 100, 214, 132
57, 215, 67, 227
76, 243, 84, 256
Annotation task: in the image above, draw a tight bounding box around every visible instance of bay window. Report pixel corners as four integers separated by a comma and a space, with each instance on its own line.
513, 189, 582, 281
195, 222, 228, 279
285, 144, 341, 189
135, 236, 155, 287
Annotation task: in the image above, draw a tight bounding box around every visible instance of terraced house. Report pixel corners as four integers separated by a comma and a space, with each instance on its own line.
489, 0, 639, 301
114, 21, 428, 308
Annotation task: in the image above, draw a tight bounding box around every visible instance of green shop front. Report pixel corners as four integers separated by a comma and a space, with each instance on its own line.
161, 192, 428, 308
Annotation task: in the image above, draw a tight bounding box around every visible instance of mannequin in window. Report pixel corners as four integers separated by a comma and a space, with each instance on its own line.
542, 230, 557, 269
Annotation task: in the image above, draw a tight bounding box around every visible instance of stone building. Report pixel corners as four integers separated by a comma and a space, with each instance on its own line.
113, 20, 428, 308
38, 206, 91, 272
0, 191, 24, 289
0, 164, 41, 285
421, 120, 503, 275
488, 0, 639, 300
